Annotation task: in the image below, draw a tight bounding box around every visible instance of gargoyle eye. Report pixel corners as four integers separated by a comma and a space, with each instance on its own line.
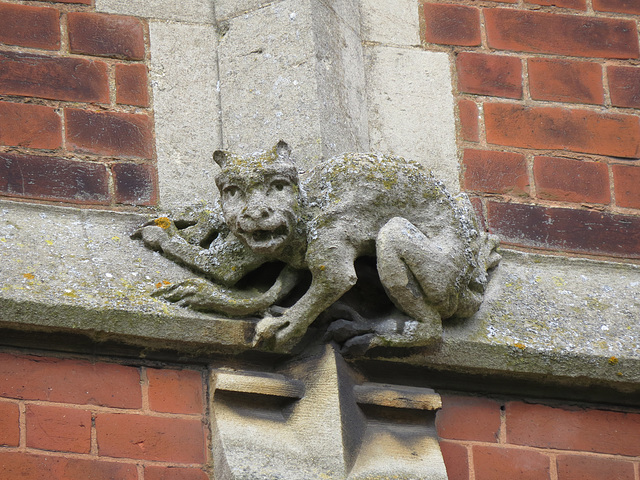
270, 180, 289, 192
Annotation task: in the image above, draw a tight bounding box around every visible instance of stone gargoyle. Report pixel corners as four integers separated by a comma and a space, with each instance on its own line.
134, 141, 500, 353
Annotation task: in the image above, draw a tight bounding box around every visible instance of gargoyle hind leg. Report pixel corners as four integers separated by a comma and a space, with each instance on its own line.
374, 217, 467, 349
254, 244, 359, 352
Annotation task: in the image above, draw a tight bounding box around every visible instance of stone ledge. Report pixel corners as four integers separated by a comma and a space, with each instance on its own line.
1, 200, 639, 389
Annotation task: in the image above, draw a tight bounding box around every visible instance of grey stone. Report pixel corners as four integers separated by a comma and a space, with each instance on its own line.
217, 0, 368, 171
136, 143, 499, 353
149, 21, 222, 209
364, 46, 460, 192
95, 0, 215, 23
211, 345, 447, 479
360, 0, 421, 46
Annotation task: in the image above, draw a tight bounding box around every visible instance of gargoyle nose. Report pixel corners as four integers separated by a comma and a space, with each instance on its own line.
243, 202, 272, 221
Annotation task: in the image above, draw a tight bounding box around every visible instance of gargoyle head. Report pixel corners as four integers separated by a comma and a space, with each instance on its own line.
213, 141, 300, 256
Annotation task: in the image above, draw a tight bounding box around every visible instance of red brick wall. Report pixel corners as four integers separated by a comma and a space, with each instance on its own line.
437, 395, 640, 480
0, 0, 156, 207
422, 0, 640, 260
0, 353, 209, 479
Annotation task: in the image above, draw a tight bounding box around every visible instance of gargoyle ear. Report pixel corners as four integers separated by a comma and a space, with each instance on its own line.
213, 149, 229, 168
275, 140, 292, 162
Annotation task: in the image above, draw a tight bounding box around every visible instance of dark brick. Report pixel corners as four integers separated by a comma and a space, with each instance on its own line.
0, 152, 110, 204
145, 466, 210, 480
485, 9, 639, 59
0, 101, 62, 150
116, 63, 150, 107
487, 201, 640, 258
529, 59, 603, 105
113, 163, 157, 205
534, 156, 610, 204
440, 441, 469, 480
65, 109, 154, 158
0, 452, 137, 480
26, 404, 91, 454
485, 103, 640, 159
68, 12, 145, 61
423, 3, 481, 47
594, 0, 640, 14
456, 52, 522, 99
32, 0, 92, 4
463, 149, 529, 196
0, 3, 60, 50
0, 401, 20, 447
437, 395, 502, 442
0, 51, 109, 103
608, 66, 640, 109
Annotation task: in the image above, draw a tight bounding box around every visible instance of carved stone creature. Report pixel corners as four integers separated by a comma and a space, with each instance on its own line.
135, 141, 500, 353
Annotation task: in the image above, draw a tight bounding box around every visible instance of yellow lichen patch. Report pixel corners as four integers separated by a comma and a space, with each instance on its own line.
154, 217, 172, 229
162, 280, 171, 286
112, 236, 121, 241
552, 276, 565, 287
514, 342, 526, 350
45, 239, 54, 246
608, 356, 619, 365
0, 237, 6, 242
22, 273, 35, 280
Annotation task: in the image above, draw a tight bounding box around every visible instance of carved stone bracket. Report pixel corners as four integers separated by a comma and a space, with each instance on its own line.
211, 345, 448, 479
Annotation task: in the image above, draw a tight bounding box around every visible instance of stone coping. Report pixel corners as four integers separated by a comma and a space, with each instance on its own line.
1, 200, 639, 390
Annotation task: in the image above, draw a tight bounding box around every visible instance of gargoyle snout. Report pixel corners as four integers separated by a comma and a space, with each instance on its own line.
242, 191, 273, 221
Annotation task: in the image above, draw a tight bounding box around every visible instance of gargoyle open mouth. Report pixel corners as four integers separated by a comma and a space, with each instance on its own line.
239, 224, 289, 253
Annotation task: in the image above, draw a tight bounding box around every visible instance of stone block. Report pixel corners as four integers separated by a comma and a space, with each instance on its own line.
149, 21, 222, 209
95, 0, 214, 23
364, 46, 459, 191
360, 0, 420, 46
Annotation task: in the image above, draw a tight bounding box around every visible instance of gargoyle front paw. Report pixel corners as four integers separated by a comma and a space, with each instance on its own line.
252, 316, 290, 347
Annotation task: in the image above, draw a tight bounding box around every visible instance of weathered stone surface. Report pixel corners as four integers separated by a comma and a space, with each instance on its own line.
360, 0, 420, 45
364, 47, 460, 192
149, 21, 222, 209
95, 0, 214, 23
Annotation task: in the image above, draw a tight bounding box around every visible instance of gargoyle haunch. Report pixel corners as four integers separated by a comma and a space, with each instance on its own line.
134, 141, 500, 353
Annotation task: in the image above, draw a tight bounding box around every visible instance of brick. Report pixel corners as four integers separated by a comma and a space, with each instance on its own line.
0, 101, 62, 150
613, 164, 640, 209
0, 353, 141, 408
26, 405, 91, 454
68, 12, 145, 61
96, 413, 206, 463
463, 149, 529, 196
0, 51, 109, 103
529, 59, 603, 105
147, 368, 204, 415
534, 156, 610, 204
436, 395, 501, 442
594, 0, 640, 14
145, 466, 210, 480
487, 201, 640, 257
0, 401, 20, 447
458, 99, 479, 142
485, 103, 640, 159
526, 0, 586, 9
113, 163, 157, 205
0, 3, 60, 50
65, 109, 154, 158
0, 152, 110, 204
608, 66, 640, 109
0, 452, 137, 480
456, 53, 522, 99
557, 454, 635, 480
485, 9, 639, 59
473, 445, 551, 480
506, 402, 640, 456
439, 441, 469, 480
423, 4, 481, 47
116, 63, 150, 107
